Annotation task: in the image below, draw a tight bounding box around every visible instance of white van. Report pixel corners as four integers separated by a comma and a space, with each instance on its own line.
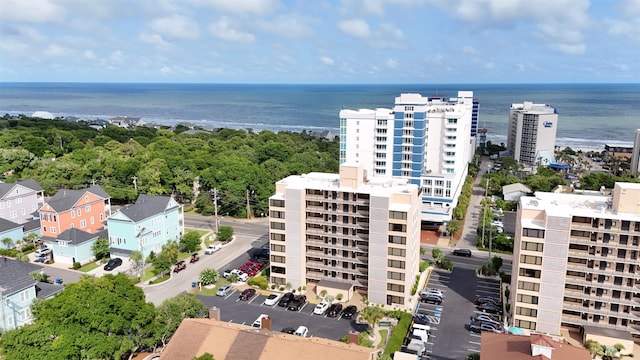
294, 326, 309, 337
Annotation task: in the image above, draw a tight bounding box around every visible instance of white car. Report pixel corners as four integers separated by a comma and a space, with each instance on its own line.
204, 243, 222, 254
229, 269, 249, 282
252, 314, 270, 329
419, 288, 444, 298
491, 221, 504, 228
294, 326, 309, 337
264, 293, 281, 306
313, 302, 329, 315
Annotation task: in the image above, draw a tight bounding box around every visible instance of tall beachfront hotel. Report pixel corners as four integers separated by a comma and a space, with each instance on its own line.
507, 102, 558, 168
338, 92, 476, 224
510, 183, 640, 340
268, 163, 421, 307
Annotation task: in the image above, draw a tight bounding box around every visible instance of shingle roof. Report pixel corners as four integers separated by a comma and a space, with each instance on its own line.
46, 185, 110, 212
0, 179, 43, 197
35, 281, 64, 299
0, 257, 43, 296
43, 228, 107, 246
119, 194, 175, 222
22, 219, 41, 232
0, 217, 22, 232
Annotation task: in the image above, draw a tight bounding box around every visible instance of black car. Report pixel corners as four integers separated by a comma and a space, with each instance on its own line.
103, 257, 123, 271
477, 303, 503, 315
452, 248, 472, 257
287, 295, 307, 311
278, 292, 295, 307
475, 296, 502, 306
341, 305, 357, 319
281, 327, 295, 334
239, 288, 256, 300
327, 303, 343, 317
421, 295, 442, 305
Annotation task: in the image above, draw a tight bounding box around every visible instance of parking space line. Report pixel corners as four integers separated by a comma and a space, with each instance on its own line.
248, 295, 260, 304
469, 341, 480, 345
467, 348, 480, 353
224, 290, 237, 300
298, 302, 309, 312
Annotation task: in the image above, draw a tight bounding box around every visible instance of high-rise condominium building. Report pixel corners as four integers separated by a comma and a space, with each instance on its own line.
510, 182, 640, 337
338, 92, 475, 224
507, 102, 558, 167
631, 129, 640, 177
268, 163, 421, 307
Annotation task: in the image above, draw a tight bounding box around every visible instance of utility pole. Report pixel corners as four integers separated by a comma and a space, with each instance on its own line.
246, 189, 251, 219
211, 188, 219, 233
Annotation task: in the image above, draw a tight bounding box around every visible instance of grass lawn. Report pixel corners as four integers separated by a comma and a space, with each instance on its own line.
78, 261, 99, 273
188, 277, 231, 296
359, 331, 374, 348
377, 329, 388, 349
383, 312, 413, 356
149, 274, 170, 285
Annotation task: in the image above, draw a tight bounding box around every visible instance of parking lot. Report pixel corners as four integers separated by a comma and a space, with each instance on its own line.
197, 290, 367, 341
465, 277, 502, 354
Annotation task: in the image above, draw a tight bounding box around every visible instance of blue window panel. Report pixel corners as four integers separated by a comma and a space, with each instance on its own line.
422, 197, 453, 203
414, 112, 426, 120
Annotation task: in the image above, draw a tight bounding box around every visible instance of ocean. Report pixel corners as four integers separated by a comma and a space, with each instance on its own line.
1, 82, 638, 150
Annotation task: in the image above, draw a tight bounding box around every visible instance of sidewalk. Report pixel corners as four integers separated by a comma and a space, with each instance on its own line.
454, 157, 491, 250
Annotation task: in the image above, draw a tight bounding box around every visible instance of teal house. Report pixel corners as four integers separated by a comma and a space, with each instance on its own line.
42, 228, 107, 265
0, 218, 25, 249
107, 194, 184, 259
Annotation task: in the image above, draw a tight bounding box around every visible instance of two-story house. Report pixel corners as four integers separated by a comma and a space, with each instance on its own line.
39, 186, 111, 265
0, 218, 25, 249
107, 194, 184, 260
0, 257, 63, 332
0, 180, 45, 225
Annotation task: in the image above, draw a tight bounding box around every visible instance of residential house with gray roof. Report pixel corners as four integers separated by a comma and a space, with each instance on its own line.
107, 194, 184, 262
0, 179, 44, 225
0, 218, 25, 249
42, 228, 108, 266
0, 257, 63, 332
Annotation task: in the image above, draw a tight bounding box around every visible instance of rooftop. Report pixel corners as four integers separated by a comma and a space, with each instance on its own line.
46, 185, 110, 212
480, 332, 590, 360
0, 257, 43, 296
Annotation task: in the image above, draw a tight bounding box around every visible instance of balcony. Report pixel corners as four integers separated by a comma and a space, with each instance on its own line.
561, 316, 640, 335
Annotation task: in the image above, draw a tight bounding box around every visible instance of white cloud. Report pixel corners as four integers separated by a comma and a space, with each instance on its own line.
109, 50, 124, 64
517, 63, 525, 71
0, 0, 65, 23
150, 15, 200, 39
462, 46, 479, 55
140, 33, 172, 49
604, 1, 640, 42
160, 65, 172, 75
386, 58, 398, 68
549, 43, 586, 55
44, 44, 71, 57
190, 0, 279, 16
484, 61, 495, 69
209, 17, 255, 43
338, 19, 371, 38
321, 56, 335, 65
258, 14, 314, 39
84, 50, 96, 60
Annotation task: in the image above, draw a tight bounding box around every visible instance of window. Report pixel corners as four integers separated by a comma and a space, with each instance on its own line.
271, 255, 285, 263
389, 211, 407, 220
388, 235, 406, 245
515, 319, 536, 330
388, 259, 405, 269
85, 205, 91, 212
389, 223, 407, 232
43, 226, 47, 232
386, 295, 405, 305
520, 255, 542, 265
270, 199, 285, 207
270, 210, 284, 219
387, 283, 405, 292
522, 241, 544, 252
519, 268, 541, 278
51, 227, 56, 234
517, 294, 539, 304
20, 289, 31, 302
77, 208, 81, 216
271, 233, 285, 241
71, 210, 75, 219
59, 241, 68, 247
387, 271, 405, 280
15, 197, 22, 204
9, 210, 17, 219
100, 214, 104, 221
270, 222, 285, 230
388, 247, 406, 257
80, 220, 87, 228
17, 309, 31, 322
271, 244, 285, 252
522, 228, 545, 238
518, 281, 540, 291
21, 208, 26, 216
90, 216, 94, 225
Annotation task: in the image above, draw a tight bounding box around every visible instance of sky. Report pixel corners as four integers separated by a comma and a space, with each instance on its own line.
0, 0, 639, 84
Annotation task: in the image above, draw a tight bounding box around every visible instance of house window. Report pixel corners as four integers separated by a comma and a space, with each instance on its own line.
84, 196, 89, 202
71, 211, 75, 219
90, 216, 94, 225
20, 289, 31, 302
59, 241, 68, 247
21, 208, 26, 216
43, 226, 47, 232
0, 202, 4, 209
9, 210, 17, 218
51, 227, 56, 234
85, 205, 91, 212
15, 197, 22, 204
18, 309, 31, 322
6, 200, 11, 208
77, 209, 81, 216
100, 214, 103, 221
80, 220, 87, 228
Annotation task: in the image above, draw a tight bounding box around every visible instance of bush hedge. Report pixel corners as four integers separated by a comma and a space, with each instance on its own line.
383, 312, 412, 356
248, 276, 268, 290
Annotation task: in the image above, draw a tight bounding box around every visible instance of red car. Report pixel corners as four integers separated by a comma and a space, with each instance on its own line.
239, 265, 257, 276
173, 261, 187, 273
239, 288, 256, 300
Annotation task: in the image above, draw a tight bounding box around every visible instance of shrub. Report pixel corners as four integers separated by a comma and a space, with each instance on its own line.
419, 261, 429, 272
505, 303, 511, 313
22, 243, 35, 252
216, 226, 234, 243
279, 286, 285, 291
441, 258, 454, 271
384, 312, 412, 356
248, 276, 268, 290
0, 249, 18, 257
336, 293, 343, 301
385, 309, 406, 320
72, 262, 81, 270
411, 275, 420, 295
320, 289, 327, 297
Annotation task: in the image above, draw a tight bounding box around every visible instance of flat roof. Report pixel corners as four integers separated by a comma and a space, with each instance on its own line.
318, 279, 354, 291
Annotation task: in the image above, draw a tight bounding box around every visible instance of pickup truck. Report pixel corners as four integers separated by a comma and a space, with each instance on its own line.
205, 243, 222, 254
223, 269, 249, 282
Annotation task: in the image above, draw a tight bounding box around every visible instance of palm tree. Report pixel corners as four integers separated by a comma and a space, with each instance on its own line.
228, 273, 239, 284
1, 237, 14, 250
584, 340, 603, 359
24, 232, 39, 248
446, 220, 461, 240
359, 306, 384, 330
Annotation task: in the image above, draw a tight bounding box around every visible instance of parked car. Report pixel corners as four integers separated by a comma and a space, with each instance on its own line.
173, 260, 187, 273
477, 303, 503, 315
469, 321, 503, 334
327, 303, 343, 317
475, 296, 502, 306
452, 248, 472, 257
204, 243, 222, 254
216, 285, 233, 297
287, 295, 307, 311
314, 301, 329, 315
419, 288, 444, 298
35, 247, 52, 257
421, 295, 443, 305
252, 314, 269, 329
294, 326, 309, 337
222, 269, 233, 279
281, 327, 295, 334
264, 293, 281, 306
189, 253, 199, 263
472, 313, 502, 324
278, 292, 295, 307
239, 288, 256, 300
229, 269, 249, 282
341, 305, 357, 319
103, 257, 123, 271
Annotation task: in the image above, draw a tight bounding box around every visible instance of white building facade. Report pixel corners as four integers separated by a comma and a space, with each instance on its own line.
268, 163, 421, 308
339, 92, 475, 224
507, 102, 558, 167
631, 129, 640, 177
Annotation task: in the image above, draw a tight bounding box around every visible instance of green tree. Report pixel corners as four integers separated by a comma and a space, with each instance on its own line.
154, 294, 207, 349
15, 253, 29, 262
129, 250, 143, 270
162, 240, 180, 263
30, 271, 49, 283
199, 268, 218, 285
1, 237, 14, 249
491, 256, 503, 273
359, 306, 384, 330
192, 353, 215, 360
0, 274, 156, 360
446, 219, 461, 240
180, 231, 202, 253
227, 273, 239, 283
216, 226, 234, 242
584, 339, 604, 359
152, 252, 173, 275
432, 248, 445, 266
91, 238, 110, 260
23, 232, 40, 248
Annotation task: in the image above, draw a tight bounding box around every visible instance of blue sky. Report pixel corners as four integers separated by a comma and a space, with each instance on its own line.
1, 0, 639, 83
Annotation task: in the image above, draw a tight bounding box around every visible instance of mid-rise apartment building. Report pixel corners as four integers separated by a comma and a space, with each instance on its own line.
507, 102, 558, 167
631, 129, 640, 177
338, 92, 475, 224
510, 182, 640, 337
268, 163, 421, 307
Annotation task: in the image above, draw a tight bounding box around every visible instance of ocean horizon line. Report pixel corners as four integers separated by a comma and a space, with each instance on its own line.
1, 81, 639, 86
